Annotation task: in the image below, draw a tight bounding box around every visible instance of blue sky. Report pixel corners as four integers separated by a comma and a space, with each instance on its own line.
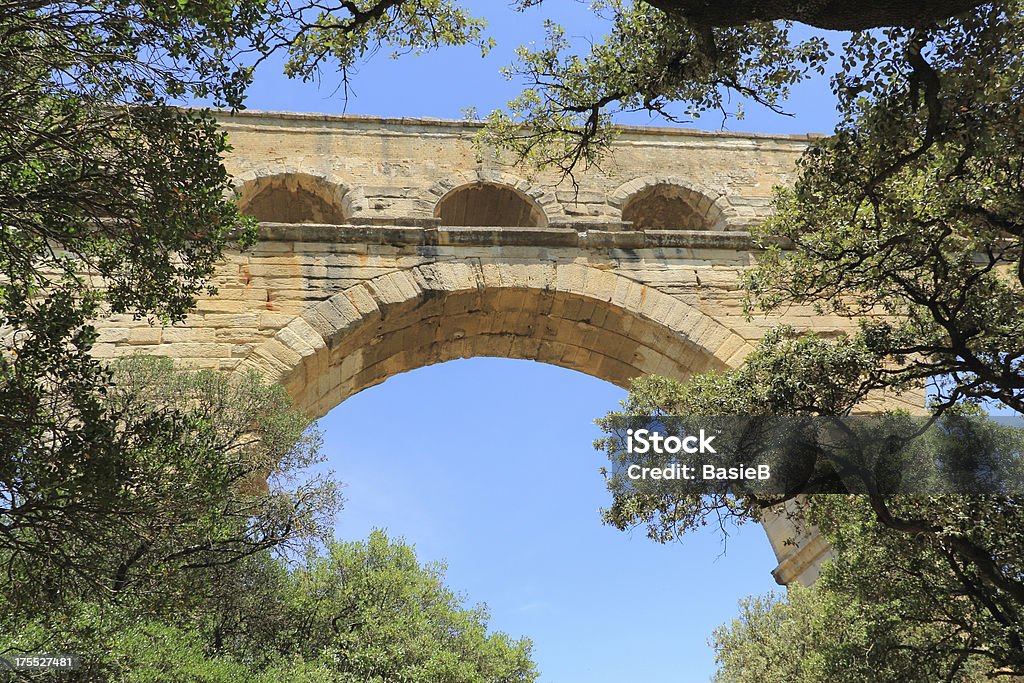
240, 2, 841, 136
320, 360, 780, 682
236, 4, 844, 681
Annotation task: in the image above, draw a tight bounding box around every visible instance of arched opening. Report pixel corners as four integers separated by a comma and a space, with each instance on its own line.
435, 182, 547, 227
237, 263, 752, 417
622, 183, 724, 230
237, 173, 349, 224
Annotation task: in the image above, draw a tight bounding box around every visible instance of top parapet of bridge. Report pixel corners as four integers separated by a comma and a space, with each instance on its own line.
217, 109, 824, 143
217, 110, 818, 233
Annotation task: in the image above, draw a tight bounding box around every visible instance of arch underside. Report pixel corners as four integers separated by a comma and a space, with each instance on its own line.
239, 264, 754, 419
310, 289, 715, 416
623, 183, 723, 230
435, 182, 547, 227
237, 173, 350, 224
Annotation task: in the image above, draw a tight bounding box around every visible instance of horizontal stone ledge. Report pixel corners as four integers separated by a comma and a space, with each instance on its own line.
349, 216, 442, 227
214, 109, 824, 144
586, 230, 756, 250
549, 219, 633, 230
255, 222, 788, 251
434, 225, 580, 247
259, 223, 430, 245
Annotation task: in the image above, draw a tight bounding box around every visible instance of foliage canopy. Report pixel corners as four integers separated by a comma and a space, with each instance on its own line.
2, 530, 537, 682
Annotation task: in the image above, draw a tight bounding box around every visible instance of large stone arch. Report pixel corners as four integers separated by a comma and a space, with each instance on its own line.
236, 262, 754, 418
230, 260, 831, 584
416, 169, 568, 225
611, 176, 735, 231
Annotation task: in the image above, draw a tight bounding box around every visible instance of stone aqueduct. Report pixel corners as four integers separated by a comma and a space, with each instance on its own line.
91, 111, 893, 585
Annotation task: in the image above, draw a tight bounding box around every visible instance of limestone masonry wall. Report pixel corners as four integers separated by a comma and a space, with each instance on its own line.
92, 111, 857, 416
88, 112, 883, 585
